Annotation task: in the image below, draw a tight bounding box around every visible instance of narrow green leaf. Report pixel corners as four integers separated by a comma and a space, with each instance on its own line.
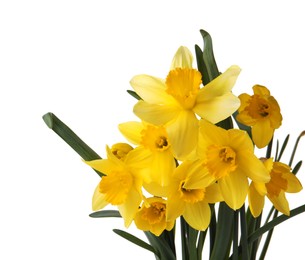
210, 202, 234, 260
239, 205, 250, 260
292, 160, 302, 175
188, 225, 199, 260
248, 204, 305, 243
145, 231, 176, 260
113, 229, 158, 256
196, 231, 207, 260
127, 89, 142, 100
199, 29, 220, 84
289, 131, 305, 167
276, 134, 290, 162
89, 210, 121, 218
42, 112, 104, 177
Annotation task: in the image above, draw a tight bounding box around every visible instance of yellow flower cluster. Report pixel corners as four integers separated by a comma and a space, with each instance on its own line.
85, 46, 302, 236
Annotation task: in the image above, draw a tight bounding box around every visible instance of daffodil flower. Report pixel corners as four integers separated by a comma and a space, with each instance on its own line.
118, 121, 175, 194
236, 85, 282, 148
85, 144, 150, 227
134, 197, 175, 236
248, 158, 303, 217
197, 119, 270, 210
131, 46, 241, 160
166, 160, 222, 230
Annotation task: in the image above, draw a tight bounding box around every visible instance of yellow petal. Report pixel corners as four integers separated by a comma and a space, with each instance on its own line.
268, 191, 290, 216
118, 121, 143, 145
166, 110, 199, 160
283, 171, 303, 193
118, 186, 143, 227
92, 183, 109, 211
204, 183, 224, 203
130, 75, 176, 104
248, 182, 265, 217
198, 65, 241, 98
166, 194, 185, 221
183, 201, 211, 230
170, 46, 193, 69
253, 85, 270, 96
133, 100, 180, 125
85, 158, 118, 175
219, 170, 249, 210
194, 93, 240, 124
252, 120, 274, 148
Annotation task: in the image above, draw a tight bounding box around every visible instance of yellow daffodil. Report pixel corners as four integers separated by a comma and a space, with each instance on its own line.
166, 160, 222, 230
236, 85, 282, 148
118, 121, 176, 193
134, 197, 175, 236
85, 144, 150, 227
197, 119, 270, 210
248, 158, 303, 217
131, 46, 241, 160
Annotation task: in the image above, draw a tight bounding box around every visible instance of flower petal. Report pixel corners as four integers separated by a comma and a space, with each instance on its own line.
92, 183, 109, 211
194, 93, 240, 124
248, 182, 265, 217
118, 186, 143, 227
130, 75, 176, 104
204, 183, 224, 203
133, 100, 180, 125
183, 201, 211, 230
219, 170, 248, 210
166, 110, 199, 160
198, 65, 241, 99
283, 171, 303, 193
268, 191, 290, 216
170, 46, 193, 69
118, 121, 143, 145
252, 120, 274, 148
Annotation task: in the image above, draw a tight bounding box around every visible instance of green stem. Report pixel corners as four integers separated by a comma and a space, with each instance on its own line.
232, 210, 239, 260
240, 205, 250, 260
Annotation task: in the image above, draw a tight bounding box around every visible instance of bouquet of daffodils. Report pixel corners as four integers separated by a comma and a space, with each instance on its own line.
43, 30, 305, 259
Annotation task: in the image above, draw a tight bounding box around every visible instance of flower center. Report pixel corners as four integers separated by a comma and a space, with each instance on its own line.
99, 170, 133, 205
206, 145, 237, 179
246, 95, 271, 119
266, 170, 288, 198
141, 202, 166, 224
179, 181, 205, 203
165, 68, 202, 109
140, 125, 170, 151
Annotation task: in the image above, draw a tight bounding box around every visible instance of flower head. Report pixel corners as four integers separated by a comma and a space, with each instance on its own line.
134, 197, 175, 236
166, 160, 222, 230
85, 144, 150, 227
236, 85, 282, 148
118, 121, 176, 194
197, 120, 270, 210
131, 46, 241, 160
249, 159, 303, 217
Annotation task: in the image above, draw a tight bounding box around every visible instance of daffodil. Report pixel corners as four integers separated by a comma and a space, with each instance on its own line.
197, 119, 270, 210
134, 197, 175, 236
166, 160, 222, 230
131, 46, 241, 160
248, 158, 303, 217
85, 144, 150, 227
236, 85, 282, 148
118, 121, 175, 194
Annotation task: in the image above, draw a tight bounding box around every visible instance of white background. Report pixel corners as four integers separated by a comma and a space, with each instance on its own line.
1, 0, 305, 259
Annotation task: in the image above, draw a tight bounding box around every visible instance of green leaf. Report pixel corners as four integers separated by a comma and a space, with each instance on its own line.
197, 29, 220, 84
248, 204, 305, 244
145, 231, 176, 260
210, 202, 234, 260
276, 134, 289, 162
89, 210, 121, 218
127, 89, 142, 100
42, 112, 104, 177
292, 160, 302, 175
113, 229, 158, 256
